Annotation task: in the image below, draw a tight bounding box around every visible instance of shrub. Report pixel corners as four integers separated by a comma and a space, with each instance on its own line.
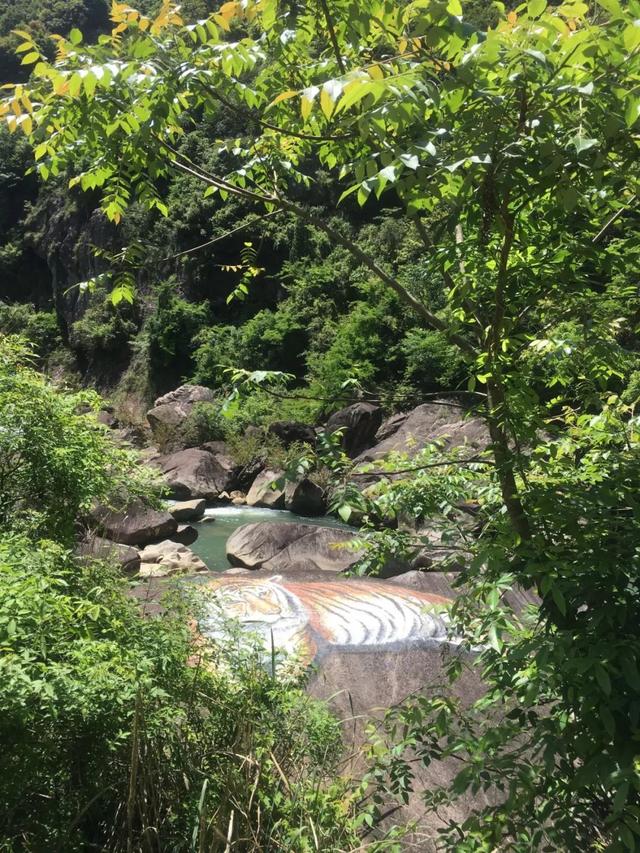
0, 335, 155, 542
0, 301, 61, 361
0, 534, 360, 852
147, 280, 210, 388
179, 400, 229, 446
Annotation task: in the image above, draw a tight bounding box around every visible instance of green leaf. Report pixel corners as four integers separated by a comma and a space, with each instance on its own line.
528, 0, 547, 16
337, 504, 352, 523
551, 585, 566, 617
624, 21, 640, 52
570, 135, 598, 154
625, 97, 640, 127
69, 28, 83, 46
594, 663, 612, 696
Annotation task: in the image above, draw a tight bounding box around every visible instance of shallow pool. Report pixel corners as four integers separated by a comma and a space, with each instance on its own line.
188, 505, 353, 571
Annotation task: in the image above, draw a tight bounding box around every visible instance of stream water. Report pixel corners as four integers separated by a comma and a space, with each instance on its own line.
188, 506, 353, 572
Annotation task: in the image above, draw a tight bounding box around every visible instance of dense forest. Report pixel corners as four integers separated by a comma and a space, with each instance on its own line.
1, 0, 640, 851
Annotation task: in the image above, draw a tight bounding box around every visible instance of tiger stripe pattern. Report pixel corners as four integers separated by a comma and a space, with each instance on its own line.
201, 575, 453, 666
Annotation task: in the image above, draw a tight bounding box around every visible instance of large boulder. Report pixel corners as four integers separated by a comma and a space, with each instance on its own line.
284, 478, 325, 516
325, 402, 383, 457
146, 384, 215, 450
91, 500, 177, 546
245, 469, 285, 509
226, 522, 364, 572
170, 524, 199, 546
169, 499, 206, 522
76, 536, 140, 574
152, 448, 236, 500
197, 570, 486, 848
268, 420, 316, 447
138, 539, 208, 577
353, 402, 489, 465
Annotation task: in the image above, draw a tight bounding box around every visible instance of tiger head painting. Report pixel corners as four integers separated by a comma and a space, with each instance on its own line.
200, 575, 453, 668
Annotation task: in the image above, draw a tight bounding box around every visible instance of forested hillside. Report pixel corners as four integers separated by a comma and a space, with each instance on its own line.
2, 1, 640, 851
0, 0, 492, 422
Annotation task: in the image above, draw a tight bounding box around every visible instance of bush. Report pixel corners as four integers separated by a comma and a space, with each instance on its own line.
0, 335, 368, 852
0, 534, 359, 852
147, 280, 210, 389
179, 400, 229, 446
69, 284, 139, 373
400, 328, 468, 393
0, 335, 155, 542
0, 301, 61, 361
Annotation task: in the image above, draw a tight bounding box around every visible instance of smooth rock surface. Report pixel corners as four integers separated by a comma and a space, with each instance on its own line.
170, 524, 199, 546
91, 500, 177, 547
146, 384, 215, 450
138, 539, 208, 577
245, 469, 285, 509
152, 448, 235, 500
226, 522, 364, 572
284, 478, 325, 516
354, 402, 489, 464
76, 536, 140, 574
170, 499, 206, 522
325, 402, 383, 457
267, 420, 316, 446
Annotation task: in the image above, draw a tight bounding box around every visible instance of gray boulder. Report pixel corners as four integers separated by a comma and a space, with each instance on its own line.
170, 524, 199, 546
245, 469, 285, 509
170, 499, 206, 522
76, 536, 140, 574
146, 384, 215, 450
226, 522, 364, 573
138, 539, 208, 577
268, 420, 316, 447
284, 478, 325, 516
325, 402, 383, 457
353, 402, 489, 465
91, 500, 177, 547
152, 448, 235, 500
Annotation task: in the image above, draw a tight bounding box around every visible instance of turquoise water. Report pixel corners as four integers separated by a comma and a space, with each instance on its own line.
189, 506, 352, 572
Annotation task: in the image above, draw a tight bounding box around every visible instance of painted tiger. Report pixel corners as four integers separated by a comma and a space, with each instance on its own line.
200, 575, 453, 666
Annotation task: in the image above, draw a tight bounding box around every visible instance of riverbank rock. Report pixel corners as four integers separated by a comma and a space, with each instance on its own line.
245, 469, 285, 509
353, 402, 489, 465
91, 500, 177, 546
170, 524, 199, 546
152, 447, 237, 500
226, 522, 364, 572
76, 536, 140, 574
138, 540, 208, 577
284, 478, 325, 516
268, 420, 316, 447
170, 499, 206, 522
146, 384, 215, 450
325, 402, 383, 457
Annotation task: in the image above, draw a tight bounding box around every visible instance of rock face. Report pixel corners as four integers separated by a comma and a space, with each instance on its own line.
170, 524, 199, 546
91, 500, 177, 547
76, 536, 140, 574
354, 402, 489, 464
138, 539, 208, 577
146, 384, 215, 450
325, 402, 383, 457
170, 499, 206, 522
267, 420, 316, 447
245, 469, 285, 509
284, 478, 325, 516
152, 448, 236, 500
226, 522, 364, 573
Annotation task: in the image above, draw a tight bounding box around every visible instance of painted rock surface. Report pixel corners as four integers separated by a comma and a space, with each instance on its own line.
200, 574, 453, 667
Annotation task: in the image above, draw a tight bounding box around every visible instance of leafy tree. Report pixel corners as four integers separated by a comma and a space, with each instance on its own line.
5, 1, 640, 848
